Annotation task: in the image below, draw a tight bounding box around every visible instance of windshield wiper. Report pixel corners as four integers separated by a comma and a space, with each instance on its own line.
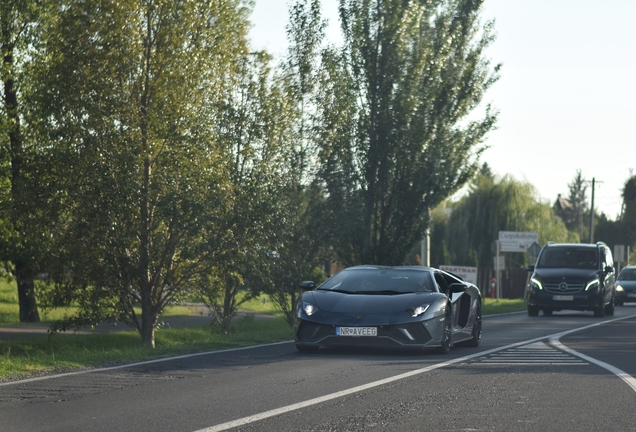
317, 288, 353, 294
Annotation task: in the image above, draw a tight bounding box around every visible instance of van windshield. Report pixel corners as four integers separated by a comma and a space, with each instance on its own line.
537, 247, 598, 269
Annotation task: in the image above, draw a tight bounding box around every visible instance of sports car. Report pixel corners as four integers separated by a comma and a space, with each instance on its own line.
295, 265, 482, 354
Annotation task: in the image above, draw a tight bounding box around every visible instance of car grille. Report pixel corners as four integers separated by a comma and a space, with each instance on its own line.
296, 321, 432, 346
544, 281, 585, 294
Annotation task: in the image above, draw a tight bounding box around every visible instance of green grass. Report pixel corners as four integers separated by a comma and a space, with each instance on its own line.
0, 315, 294, 381
482, 298, 526, 315
0, 279, 527, 382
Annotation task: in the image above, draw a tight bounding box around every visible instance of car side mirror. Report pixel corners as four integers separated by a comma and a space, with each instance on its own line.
449, 283, 467, 294
298, 281, 315, 291
604, 266, 614, 273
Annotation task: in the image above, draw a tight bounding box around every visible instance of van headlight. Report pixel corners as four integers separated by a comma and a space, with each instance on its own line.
585, 279, 599, 291
530, 277, 543, 290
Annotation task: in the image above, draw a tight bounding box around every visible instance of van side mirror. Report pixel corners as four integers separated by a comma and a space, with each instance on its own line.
604, 266, 614, 273
298, 281, 315, 291
526, 265, 535, 272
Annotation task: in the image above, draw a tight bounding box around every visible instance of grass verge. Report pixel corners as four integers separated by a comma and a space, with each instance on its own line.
0, 315, 294, 382
482, 298, 526, 315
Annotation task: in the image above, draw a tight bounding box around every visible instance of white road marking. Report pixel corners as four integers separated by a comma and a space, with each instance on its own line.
478, 341, 587, 365
550, 329, 636, 392
195, 313, 636, 432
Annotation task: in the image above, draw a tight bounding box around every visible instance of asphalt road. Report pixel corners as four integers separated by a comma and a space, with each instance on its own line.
1, 306, 636, 432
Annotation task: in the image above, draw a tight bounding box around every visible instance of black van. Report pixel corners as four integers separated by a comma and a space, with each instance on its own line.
526, 242, 616, 317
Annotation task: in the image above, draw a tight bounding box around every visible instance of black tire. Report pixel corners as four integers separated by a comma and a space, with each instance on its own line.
542, 308, 553, 316
594, 303, 605, 317
528, 305, 539, 316
605, 296, 615, 316
436, 311, 452, 354
457, 302, 481, 348
296, 344, 319, 353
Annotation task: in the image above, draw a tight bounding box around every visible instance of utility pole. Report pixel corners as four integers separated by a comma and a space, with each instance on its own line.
586, 177, 602, 243
589, 178, 595, 243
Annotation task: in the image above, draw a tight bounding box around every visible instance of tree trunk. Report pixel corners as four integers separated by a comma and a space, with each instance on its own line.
139, 282, 156, 347
14, 263, 40, 323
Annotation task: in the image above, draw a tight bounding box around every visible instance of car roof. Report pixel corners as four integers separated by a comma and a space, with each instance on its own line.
345, 265, 432, 272
543, 243, 600, 248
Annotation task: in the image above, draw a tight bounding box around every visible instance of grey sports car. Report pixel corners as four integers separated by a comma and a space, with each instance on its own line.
295, 265, 482, 354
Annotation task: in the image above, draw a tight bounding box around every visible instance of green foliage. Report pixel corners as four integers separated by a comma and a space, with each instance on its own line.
445, 173, 572, 267
32, 0, 252, 346
316, 0, 499, 265
623, 176, 636, 245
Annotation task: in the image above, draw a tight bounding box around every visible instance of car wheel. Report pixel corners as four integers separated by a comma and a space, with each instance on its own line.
528, 305, 539, 316
543, 308, 553, 316
594, 303, 605, 317
436, 311, 452, 354
605, 297, 615, 316
457, 302, 481, 348
296, 344, 319, 353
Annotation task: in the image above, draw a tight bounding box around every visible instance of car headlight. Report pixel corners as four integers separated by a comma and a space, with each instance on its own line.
616, 284, 624, 292
302, 301, 319, 316
530, 277, 543, 290
585, 279, 599, 291
406, 304, 430, 317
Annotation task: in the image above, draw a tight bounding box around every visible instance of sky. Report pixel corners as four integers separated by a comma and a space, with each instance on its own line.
249, 0, 636, 221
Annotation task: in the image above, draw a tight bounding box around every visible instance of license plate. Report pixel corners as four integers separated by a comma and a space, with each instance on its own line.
553, 295, 573, 301
336, 327, 377, 336
628, 294, 636, 298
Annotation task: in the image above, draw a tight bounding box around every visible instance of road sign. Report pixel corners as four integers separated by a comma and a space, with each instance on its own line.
498, 231, 539, 252
527, 242, 542, 264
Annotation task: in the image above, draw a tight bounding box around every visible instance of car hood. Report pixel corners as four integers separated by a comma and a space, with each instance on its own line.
301, 290, 446, 326
532, 267, 599, 281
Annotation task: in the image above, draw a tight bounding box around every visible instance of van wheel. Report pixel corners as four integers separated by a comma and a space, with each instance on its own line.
528, 305, 539, 316
594, 304, 605, 317
605, 298, 615, 316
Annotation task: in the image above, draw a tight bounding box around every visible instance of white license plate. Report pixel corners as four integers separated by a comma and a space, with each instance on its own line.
628, 294, 636, 298
336, 327, 377, 336
553, 295, 574, 301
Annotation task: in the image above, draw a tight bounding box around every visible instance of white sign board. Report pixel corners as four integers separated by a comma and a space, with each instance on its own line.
498, 231, 539, 252
440, 265, 478, 285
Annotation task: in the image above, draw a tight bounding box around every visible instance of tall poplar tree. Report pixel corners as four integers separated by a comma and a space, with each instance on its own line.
317, 0, 499, 265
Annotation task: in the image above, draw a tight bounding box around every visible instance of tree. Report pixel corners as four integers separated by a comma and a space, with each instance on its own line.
622, 175, 636, 246
316, 0, 499, 265
554, 170, 588, 241
255, 0, 330, 327
198, 51, 293, 333
0, 0, 56, 322
36, 0, 251, 347
446, 173, 574, 268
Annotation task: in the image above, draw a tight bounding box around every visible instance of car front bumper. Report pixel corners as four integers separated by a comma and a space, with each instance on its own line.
527, 289, 603, 311
295, 318, 444, 349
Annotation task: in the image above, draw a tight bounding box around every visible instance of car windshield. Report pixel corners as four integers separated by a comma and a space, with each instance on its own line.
537, 247, 598, 269
318, 269, 434, 294
618, 268, 636, 281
